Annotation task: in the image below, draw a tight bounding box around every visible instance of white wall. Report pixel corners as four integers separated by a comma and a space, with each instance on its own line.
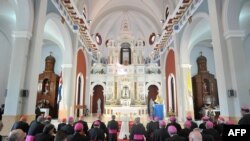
190, 45, 216, 77
0, 31, 12, 105
39, 44, 63, 75
244, 35, 250, 86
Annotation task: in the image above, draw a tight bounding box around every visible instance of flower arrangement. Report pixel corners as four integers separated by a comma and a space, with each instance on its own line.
167, 108, 176, 117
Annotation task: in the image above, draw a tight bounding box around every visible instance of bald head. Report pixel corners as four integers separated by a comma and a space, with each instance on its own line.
135, 117, 140, 124
8, 129, 26, 141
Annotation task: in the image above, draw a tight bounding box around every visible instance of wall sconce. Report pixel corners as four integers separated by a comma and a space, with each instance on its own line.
228, 89, 236, 97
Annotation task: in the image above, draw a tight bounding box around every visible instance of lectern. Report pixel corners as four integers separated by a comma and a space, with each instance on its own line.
153, 104, 164, 120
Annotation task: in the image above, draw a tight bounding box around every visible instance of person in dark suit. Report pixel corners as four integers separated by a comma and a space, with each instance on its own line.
166, 116, 182, 134
107, 115, 119, 141
0, 104, 4, 121
91, 114, 108, 139
74, 115, 89, 136
238, 105, 250, 125
146, 116, 159, 141
26, 115, 45, 141
67, 123, 89, 141
214, 116, 225, 137
166, 125, 185, 141
89, 121, 105, 141
61, 116, 75, 135
0, 121, 3, 141
179, 121, 192, 141
57, 118, 67, 131
55, 131, 67, 141
153, 120, 170, 141
34, 124, 55, 141
199, 116, 209, 130
35, 105, 41, 120
186, 115, 198, 130
202, 121, 220, 141
130, 117, 146, 141
11, 115, 30, 134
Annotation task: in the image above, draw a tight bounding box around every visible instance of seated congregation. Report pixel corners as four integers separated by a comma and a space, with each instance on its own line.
0, 105, 249, 141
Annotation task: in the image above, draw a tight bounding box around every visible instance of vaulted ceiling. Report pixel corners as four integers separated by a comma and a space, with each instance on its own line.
73, 0, 179, 57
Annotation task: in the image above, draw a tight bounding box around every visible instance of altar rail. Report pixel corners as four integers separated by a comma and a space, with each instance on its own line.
104, 105, 148, 116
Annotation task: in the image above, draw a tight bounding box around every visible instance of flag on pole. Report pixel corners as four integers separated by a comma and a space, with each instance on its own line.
187, 70, 193, 96
57, 72, 63, 104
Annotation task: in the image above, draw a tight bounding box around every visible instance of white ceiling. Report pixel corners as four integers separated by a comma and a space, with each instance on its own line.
73, 0, 179, 58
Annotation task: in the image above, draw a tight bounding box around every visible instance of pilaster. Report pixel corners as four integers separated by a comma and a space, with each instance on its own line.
208, 0, 231, 118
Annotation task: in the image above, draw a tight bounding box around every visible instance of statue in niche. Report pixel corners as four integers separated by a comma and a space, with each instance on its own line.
42, 79, 50, 95
97, 98, 101, 113
149, 98, 154, 116
122, 86, 129, 98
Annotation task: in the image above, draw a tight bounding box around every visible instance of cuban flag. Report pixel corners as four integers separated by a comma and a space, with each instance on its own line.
57, 72, 63, 104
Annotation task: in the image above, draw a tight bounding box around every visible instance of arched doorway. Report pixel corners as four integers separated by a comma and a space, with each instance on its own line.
75, 74, 84, 117
147, 85, 159, 116
92, 85, 104, 114
168, 76, 177, 113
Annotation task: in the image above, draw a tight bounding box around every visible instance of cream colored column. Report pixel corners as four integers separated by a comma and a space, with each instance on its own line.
208, 0, 231, 118
180, 64, 194, 118
173, 32, 187, 121
224, 31, 249, 118
59, 64, 73, 118
23, 0, 48, 116
3, 31, 32, 135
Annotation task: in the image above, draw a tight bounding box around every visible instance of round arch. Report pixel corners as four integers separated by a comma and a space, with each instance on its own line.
145, 82, 161, 96
8, 0, 34, 32
44, 13, 73, 64
167, 73, 177, 113
222, 0, 246, 32
180, 12, 211, 63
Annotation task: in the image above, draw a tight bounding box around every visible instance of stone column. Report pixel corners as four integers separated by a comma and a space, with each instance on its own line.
22, 0, 48, 118
2, 31, 32, 135
224, 30, 249, 118
208, 0, 232, 119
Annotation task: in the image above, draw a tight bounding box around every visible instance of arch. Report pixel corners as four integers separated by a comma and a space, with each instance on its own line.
75, 73, 84, 117
167, 74, 177, 113
44, 13, 73, 64
180, 12, 211, 63
145, 82, 161, 96
8, 0, 34, 32
90, 82, 106, 95
147, 85, 159, 116
75, 48, 87, 113
91, 85, 104, 114
222, 0, 245, 32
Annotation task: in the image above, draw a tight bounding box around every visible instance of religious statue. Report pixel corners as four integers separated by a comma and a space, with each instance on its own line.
154, 95, 163, 104
43, 80, 50, 95
122, 86, 129, 98
202, 79, 209, 93
97, 98, 101, 113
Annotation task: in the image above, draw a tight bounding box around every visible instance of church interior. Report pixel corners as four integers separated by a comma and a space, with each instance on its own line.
0, 0, 250, 140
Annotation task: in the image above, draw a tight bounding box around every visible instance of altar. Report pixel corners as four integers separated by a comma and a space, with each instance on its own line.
104, 106, 147, 116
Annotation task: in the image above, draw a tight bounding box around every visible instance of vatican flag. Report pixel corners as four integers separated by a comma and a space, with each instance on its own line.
187, 70, 193, 96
